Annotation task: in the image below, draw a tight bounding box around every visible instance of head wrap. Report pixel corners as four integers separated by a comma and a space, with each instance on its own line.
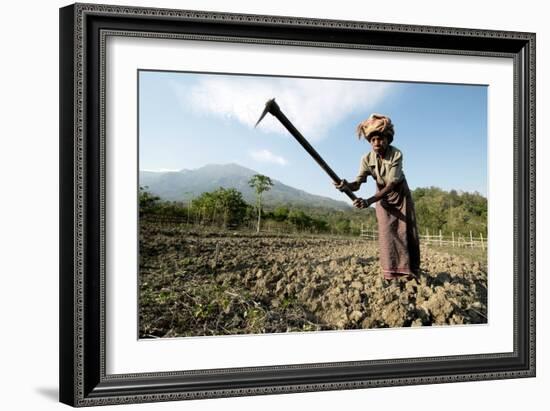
356, 113, 394, 143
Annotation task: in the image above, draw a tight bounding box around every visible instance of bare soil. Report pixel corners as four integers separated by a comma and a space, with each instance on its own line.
139, 222, 487, 338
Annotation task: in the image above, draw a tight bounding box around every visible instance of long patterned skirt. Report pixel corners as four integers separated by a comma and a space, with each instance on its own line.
375, 179, 421, 280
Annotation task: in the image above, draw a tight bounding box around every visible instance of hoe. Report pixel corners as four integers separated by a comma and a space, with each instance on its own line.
255, 98, 357, 201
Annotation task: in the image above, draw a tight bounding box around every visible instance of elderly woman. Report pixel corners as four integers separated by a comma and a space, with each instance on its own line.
335, 114, 420, 281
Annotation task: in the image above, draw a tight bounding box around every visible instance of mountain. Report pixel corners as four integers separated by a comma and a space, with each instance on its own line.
139, 163, 351, 211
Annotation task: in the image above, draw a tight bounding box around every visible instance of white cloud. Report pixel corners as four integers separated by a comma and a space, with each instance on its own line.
249, 149, 288, 166
172, 76, 394, 141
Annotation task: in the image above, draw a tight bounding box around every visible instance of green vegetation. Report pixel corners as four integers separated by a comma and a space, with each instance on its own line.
412, 187, 487, 237
192, 187, 249, 228
248, 174, 274, 232
139, 184, 487, 237
140, 186, 250, 228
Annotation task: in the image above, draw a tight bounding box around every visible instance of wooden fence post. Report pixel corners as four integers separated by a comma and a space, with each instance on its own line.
439, 230, 442, 247
452, 231, 455, 248
470, 231, 474, 248
480, 233, 485, 250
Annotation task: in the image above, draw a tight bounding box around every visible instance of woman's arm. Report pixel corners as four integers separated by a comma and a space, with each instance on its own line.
366, 181, 397, 205
351, 181, 396, 208
348, 179, 362, 191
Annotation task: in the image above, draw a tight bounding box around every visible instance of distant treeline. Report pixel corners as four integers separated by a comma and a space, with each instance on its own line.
139, 185, 487, 237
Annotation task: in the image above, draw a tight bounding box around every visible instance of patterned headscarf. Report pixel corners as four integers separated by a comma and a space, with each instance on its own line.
356, 113, 394, 143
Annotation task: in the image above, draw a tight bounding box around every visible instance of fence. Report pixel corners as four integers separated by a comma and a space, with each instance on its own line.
360, 224, 486, 249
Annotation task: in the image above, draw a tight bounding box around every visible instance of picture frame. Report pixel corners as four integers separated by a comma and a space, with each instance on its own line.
59, 2, 535, 407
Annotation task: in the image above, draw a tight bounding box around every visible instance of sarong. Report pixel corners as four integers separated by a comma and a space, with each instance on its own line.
375, 179, 420, 280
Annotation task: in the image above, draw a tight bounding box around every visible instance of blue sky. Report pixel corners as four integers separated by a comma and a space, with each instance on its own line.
139, 70, 487, 203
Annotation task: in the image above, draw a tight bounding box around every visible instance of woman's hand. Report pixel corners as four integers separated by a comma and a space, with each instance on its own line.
333, 179, 360, 192
352, 197, 373, 209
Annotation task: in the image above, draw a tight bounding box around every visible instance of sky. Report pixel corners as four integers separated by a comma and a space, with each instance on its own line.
139, 70, 487, 203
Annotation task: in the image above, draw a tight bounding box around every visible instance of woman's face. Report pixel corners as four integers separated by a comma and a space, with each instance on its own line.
369, 134, 388, 155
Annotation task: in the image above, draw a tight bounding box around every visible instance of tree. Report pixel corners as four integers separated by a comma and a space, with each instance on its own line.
216, 188, 249, 227
272, 206, 290, 222
138, 186, 161, 216
248, 174, 274, 232
193, 188, 249, 228
334, 218, 351, 235
411, 186, 487, 236
288, 210, 311, 230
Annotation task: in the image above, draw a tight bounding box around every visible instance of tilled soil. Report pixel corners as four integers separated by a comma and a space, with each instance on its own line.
139, 222, 487, 338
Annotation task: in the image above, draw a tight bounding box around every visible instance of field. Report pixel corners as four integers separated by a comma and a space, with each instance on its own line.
139, 221, 487, 338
